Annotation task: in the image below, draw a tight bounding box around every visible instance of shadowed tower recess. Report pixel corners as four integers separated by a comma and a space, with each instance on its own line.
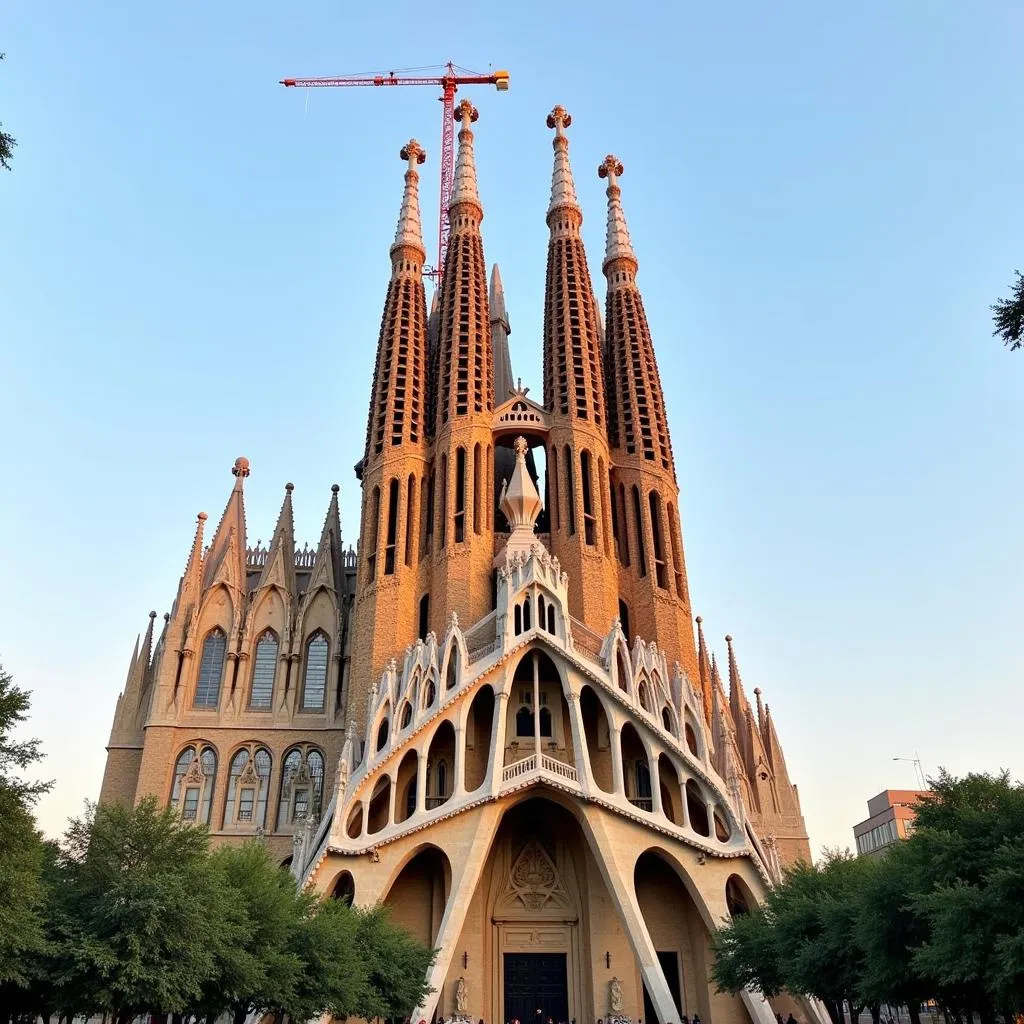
600, 154, 699, 683
542, 106, 618, 633
430, 99, 496, 630
351, 139, 432, 731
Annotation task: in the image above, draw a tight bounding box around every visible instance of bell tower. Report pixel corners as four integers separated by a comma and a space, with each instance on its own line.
541, 106, 618, 633
428, 100, 496, 630
349, 139, 432, 731
600, 155, 699, 682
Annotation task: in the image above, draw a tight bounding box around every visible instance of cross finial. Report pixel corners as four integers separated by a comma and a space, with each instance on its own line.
454, 99, 478, 129
598, 154, 624, 189
546, 105, 572, 137
400, 139, 426, 170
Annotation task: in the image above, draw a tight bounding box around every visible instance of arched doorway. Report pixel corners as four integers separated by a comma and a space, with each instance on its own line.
383, 845, 451, 947
330, 870, 355, 906
658, 753, 683, 825
579, 686, 613, 792
465, 685, 496, 792
426, 721, 456, 808
621, 723, 652, 810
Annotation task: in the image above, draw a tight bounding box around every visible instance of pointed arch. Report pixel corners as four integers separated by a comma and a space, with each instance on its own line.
615, 639, 632, 694
300, 629, 329, 711
376, 705, 391, 752
686, 779, 711, 837
399, 701, 413, 730
194, 628, 227, 708
249, 629, 279, 709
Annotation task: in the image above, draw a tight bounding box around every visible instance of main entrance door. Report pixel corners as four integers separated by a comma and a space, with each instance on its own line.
504, 952, 569, 1024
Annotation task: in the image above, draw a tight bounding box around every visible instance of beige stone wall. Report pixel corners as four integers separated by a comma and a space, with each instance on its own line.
98, 746, 143, 809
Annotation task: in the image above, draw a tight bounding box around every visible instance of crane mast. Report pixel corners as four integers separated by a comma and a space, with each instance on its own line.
281, 62, 509, 280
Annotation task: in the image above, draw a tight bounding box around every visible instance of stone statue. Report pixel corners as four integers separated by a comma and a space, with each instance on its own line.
609, 977, 623, 1014
455, 976, 468, 1015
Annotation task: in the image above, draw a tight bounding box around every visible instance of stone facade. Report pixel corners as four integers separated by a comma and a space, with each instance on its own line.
99, 104, 818, 1024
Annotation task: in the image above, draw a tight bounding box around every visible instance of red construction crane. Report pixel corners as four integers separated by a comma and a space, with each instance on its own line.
281, 62, 510, 280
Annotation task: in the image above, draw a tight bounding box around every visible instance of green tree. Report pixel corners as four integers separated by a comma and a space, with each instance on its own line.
199, 840, 313, 1024
0, 664, 51, 985
47, 798, 246, 1023
713, 851, 873, 1024
350, 903, 435, 1020
0, 54, 15, 171
991, 271, 1024, 351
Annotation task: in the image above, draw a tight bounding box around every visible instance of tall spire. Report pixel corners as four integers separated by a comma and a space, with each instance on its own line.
541, 106, 606, 424
695, 615, 714, 725
203, 457, 249, 593
450, 99, 482, 217
435, 100, 492, 430
546, 105, 579, 219
392, 139, 427, 260
600, 157, 674, 473
365, 145, 430, 461
257, 482, 297, 598
490, 263, 514, 404
598, 154, 637, 273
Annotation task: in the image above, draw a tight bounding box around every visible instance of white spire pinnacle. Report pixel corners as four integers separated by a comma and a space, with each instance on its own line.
546, 105, 580, 220
391, 139, 427, 260
598, 154, 637, 273
498, 436, 542, 561
449, 100, 482, 215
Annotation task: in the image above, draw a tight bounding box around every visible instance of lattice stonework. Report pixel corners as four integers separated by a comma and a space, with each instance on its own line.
542, 236, 605, 424
606, 286, 673, 472
437, 232, 492, 427
366, 275, 428, 458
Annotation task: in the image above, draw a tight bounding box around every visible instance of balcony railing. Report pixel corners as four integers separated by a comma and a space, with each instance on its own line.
628, 796, 654, 811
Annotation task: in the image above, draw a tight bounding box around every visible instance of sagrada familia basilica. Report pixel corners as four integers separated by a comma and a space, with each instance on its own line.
100, 101, 816, 1024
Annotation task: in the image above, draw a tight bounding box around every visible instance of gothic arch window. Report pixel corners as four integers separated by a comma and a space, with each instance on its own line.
445, 654, 457, 691
580, 449, 596, 545
662, 707, 674, 733
638, 681, 652, 713
194, 628, 227, 708
224, 746, 272, 828
547, 603, 556, 634
384, 477, 399, 575
170, 744, 217, 824
301, 631, 329, 711
616, 646, 631, 693
400, 702, 412, 730
376, 716, 390, 752
684, 718, 700, 758
435, 759, 449, 801
425, 678, 436, 707
539, 705, 552, 738
514, 605, 522, 636
537, 594, 547, 632
249, 630, 278, 709
515, 704, 534, 737
454, 447, 467, 542
276, 746, 325, 830
564, 445, 576, 535
522, 597, 532, 631
405, 474, 416, 568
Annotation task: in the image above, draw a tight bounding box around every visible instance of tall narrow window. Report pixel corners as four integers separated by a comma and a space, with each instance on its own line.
610, 471, 622, 562
249, 630, 278, 709
473, 443, 482, 535
194, 629, 226, 708
366, 486, 380, 580
549, 447, 560, 531
224, 749, 250, 824
580, 449, 596, 545
170, 748, 194, 808
649, 491, 668, 589
301, 632, 329, 711
598, 456, 611, 556
454, 447, 466, 543
618, 484, 630, 566
667, 505, 686, 600
538, 594, 547, 632
423, 468, 435, 554
618, 599, 631, 642
439, 454, 448, 548
307, 750, 325, 817
564, 445, 576, 535
632, 486, 647, 578
405, 474, 416, 567
418, 594, 430, 640
198, 747, 217, 824
635, 759, 652, 802
539, 706, 552, 737
277, 749, 302, 830
523, 597, 532, 631
253, 748, 271, 827
384, 478, 399, 575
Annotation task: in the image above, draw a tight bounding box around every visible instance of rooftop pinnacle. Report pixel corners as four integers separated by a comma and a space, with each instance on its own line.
449, 99, 482, 216
392, 139, 427, 261
598, 154, 637, 274
546, 105, 580, 222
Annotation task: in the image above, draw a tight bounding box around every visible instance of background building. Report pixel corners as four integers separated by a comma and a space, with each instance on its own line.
853, 789, 930, 856
100, 103, 821, 1024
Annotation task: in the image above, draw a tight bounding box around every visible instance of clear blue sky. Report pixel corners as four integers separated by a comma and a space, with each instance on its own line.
2, 0, 1021, 853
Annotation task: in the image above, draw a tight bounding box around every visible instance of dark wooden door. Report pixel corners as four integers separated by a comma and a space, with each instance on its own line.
504, 952, 569, 1024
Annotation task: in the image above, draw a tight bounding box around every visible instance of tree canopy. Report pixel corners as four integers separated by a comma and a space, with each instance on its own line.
991, 271, 1024, 351
712, 771, 1024, 1024
0, 54, 15, 171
